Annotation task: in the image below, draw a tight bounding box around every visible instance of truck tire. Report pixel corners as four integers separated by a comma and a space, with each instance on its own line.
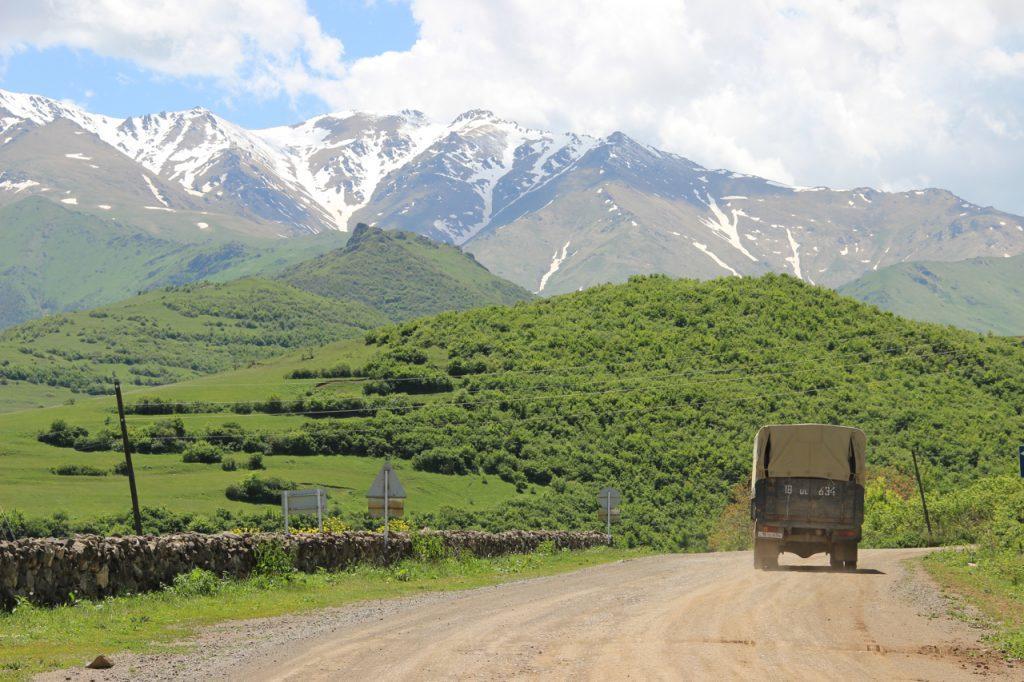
753, 539, 779, 570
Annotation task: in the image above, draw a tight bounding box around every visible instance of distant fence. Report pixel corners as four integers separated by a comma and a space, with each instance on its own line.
0, 530, 607, 608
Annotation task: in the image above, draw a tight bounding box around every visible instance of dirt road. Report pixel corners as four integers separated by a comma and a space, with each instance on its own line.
51, 548, 1016, 681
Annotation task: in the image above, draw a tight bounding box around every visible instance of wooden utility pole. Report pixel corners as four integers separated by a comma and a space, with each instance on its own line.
910, 449, 932, 542
114, 380, 143, 535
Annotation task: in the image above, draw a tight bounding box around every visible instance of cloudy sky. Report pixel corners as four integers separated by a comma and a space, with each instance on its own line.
2, 0, 1023, 213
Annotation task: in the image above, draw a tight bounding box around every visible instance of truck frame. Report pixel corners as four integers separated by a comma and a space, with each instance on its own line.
750, 424, 866, 570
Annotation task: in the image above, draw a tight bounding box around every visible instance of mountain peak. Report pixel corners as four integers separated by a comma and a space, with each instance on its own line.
452, 109, 500, 125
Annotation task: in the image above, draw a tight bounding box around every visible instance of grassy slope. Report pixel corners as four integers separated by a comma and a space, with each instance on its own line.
0, 278, 387, 396
0, 339, 518, 522
838, 254, 1024, 335
0, 546, 641, 679
2, 274, 1022, 549
0, 196, 346, 329
280, 223, 533, 321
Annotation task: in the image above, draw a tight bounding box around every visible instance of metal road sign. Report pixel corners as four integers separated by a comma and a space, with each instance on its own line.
367, 461, 406, 499
1019, 445, 1024, 478
282, 488, 327, 533
597, 487, 621, 507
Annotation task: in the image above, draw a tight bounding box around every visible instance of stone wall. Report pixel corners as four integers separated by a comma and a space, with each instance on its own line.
0, 530, 607, 608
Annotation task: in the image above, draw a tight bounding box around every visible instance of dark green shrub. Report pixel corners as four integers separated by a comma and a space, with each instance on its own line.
246, 453, 265, 470
50, 464, 107, 476
412, 446, 476, 475
225, 475, 295, 504
72, 430, 117, 452
37, 420, 88, 448
181, 442, 224, 464
221, 457, 238, 471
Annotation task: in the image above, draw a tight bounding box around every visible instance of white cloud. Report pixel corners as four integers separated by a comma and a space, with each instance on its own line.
0, 0, 345, 101
3, 0, 1024, 212
331, 0, 1024, 212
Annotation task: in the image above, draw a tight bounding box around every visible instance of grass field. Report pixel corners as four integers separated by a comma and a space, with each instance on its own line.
0, 336, 522, 525
0, 546, 642, 679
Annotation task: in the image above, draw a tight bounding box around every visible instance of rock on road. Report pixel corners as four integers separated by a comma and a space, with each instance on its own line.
52, 548, 1017, 681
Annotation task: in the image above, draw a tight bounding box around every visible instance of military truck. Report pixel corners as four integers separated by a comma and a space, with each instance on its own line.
750, 424, 866, 570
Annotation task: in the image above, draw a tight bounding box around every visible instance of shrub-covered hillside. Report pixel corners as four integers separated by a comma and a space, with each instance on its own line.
0, 278, 387, 394
110, 274, 1024, 549
279, 223, 533, 321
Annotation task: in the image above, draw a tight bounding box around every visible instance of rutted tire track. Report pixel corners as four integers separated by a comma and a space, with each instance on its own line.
44, 549, 1016, 681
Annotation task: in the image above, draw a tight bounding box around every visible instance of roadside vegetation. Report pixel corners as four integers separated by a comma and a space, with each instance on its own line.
0, 543, 640, 679
921, 479, 1024, 659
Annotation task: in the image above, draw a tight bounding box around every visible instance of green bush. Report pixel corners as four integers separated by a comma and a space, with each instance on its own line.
181, 442, 224, 464
246, 453, 265, 470
50, 464, 107, 477
225, 475, 296, 504
221, 457, 238, 471
71, 431, 116, 452
37, 420, 88, 448
411, 446, 476, 475
251, 540, 296, 587
169, 568, 222, 597
411, 531, 448, 562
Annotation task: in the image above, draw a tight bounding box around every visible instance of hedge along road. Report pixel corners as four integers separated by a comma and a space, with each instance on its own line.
58, 548, 1014, 680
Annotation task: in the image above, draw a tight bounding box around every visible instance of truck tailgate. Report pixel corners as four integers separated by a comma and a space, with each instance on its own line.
753, 477, 863, 527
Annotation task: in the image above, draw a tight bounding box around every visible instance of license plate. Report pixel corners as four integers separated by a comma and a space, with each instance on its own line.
757, 530, 783, 539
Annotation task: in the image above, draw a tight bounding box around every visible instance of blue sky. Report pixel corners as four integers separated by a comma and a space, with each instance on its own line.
0, 0, 419, 129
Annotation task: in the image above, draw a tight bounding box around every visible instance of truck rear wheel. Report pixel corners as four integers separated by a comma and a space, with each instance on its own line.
753, 539, 779, 570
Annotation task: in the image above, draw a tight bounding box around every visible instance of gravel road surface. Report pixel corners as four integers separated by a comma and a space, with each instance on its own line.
45, 548, 1017, 681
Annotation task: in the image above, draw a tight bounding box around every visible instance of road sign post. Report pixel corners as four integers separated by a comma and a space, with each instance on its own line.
597, 487, 621, 544
281, 489, 327, 533
367, 461, 406, 556
1019, 445, 1023, 478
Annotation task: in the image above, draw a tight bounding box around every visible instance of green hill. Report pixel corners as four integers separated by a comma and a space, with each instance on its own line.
0, 196, 345, 329
279, 223, 533, 321
5, 274, 1022, 548
839, 255, 1024, 335
0, 278, 386, 396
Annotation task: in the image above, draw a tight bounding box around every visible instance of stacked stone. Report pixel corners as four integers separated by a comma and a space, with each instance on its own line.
0, 530, 606, 608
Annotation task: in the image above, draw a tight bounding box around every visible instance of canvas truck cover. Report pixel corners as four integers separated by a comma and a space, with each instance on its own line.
751, 424, 866, 491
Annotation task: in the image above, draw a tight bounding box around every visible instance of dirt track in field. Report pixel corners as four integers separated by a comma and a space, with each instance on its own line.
46, 548, 1017, 681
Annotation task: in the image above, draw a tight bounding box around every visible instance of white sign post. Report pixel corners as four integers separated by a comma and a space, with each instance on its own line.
367, 461, 406, 553
281, 488, 327, 533
597, 487, 621, 544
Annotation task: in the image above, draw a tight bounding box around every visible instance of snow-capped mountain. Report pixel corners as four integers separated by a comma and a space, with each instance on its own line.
2, 87, 1024, 296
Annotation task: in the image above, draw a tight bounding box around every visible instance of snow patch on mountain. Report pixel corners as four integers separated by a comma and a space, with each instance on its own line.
537, 240, 572, 293
784, 228, 803, 280
698, 196, 758, 262
141, 174, 169, 207
692, 241, 739, 276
